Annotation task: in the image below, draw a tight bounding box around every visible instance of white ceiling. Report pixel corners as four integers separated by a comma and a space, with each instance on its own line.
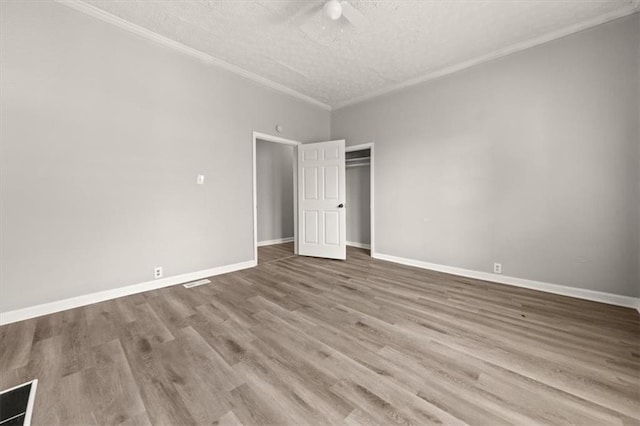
78, 0, 638, 109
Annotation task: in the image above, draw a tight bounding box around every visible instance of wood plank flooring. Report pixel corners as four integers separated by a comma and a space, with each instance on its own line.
258, 242, 294, 265
1, 244, 638, 425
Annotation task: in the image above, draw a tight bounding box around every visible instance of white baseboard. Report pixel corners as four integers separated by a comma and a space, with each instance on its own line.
347, 241, 371, 249
0, 260, 257, 326
373, 253, 639, 310
257, 237, 294, 247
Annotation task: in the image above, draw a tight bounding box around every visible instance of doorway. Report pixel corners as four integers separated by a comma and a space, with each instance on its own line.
252, 133, 375, 263
252, 132, 301, 264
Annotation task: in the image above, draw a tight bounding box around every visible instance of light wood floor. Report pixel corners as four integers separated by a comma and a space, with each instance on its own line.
258, 241, 294, 265
1, 244, 638, 425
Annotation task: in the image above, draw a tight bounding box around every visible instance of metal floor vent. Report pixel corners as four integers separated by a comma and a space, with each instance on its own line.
183, 279, 211, 289
0, 380, 37, 426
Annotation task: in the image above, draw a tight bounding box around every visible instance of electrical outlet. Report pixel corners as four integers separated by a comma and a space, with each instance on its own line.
493, 263, 502, 274
154, 267, 163, 279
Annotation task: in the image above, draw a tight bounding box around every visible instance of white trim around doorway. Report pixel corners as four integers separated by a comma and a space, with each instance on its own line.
346, 143, 375, 257
252, 132, 302, 263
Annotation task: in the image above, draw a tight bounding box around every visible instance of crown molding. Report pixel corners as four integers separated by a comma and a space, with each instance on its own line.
53, 0, 638, 112
55, 0, 332, 111
333, 7, 640, 110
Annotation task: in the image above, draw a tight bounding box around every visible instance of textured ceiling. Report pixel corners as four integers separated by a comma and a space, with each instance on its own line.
81, 0, 638, 108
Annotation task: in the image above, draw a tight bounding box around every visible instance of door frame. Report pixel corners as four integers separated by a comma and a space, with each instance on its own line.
252, 131, 301, 263
346, 142, 375, 256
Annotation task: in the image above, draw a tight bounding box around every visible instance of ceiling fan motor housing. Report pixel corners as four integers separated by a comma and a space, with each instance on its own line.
324, 0, 343, 20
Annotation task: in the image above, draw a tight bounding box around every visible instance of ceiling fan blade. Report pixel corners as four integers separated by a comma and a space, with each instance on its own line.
340, 1, 369, 27
288, 1, 323, 27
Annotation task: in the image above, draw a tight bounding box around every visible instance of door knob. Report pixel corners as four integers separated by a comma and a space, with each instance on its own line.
338, 203, 344, 208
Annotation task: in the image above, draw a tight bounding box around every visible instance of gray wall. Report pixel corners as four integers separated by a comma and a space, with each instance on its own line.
256, 141, 294, 242
0, 1, 330, 312
346, 165, 371, 246
332, 14, 640, 297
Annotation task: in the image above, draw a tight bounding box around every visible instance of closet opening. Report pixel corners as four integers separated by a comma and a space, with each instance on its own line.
346, 143, 374, 257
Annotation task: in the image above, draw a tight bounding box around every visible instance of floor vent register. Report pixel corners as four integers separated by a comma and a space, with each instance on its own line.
0, 380, 37, 426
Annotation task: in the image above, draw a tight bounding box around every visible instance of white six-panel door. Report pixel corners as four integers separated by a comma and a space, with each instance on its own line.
297, 140, 346, 260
